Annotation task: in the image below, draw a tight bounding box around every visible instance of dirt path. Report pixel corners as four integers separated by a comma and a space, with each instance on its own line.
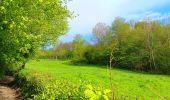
0, 76, 21, 100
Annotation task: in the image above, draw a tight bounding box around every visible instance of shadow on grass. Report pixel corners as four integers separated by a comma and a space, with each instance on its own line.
33, 59, 170, 77
59, 59, 170, 76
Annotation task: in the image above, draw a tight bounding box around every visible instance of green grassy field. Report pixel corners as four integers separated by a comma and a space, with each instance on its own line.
25, 59, 170, 99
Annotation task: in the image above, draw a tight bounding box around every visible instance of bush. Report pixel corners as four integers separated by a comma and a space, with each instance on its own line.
15, 70, 111, 100
70, 58, 88, 65
84, 85, 111, 100
84, 46, 109, 65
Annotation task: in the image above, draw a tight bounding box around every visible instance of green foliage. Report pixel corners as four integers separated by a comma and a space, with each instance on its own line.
16, 70, 84, 99
55, 42, 74, 59
0, 0, 71, 73
33, 81, 84, 100
38, 34, 87, 62
72, 34, 87, 60
37, 17, 170, 74
37, 49, 57, 59
15, 68, 112, 100
84, 84, 111, 100
84, 17, 170, 74
84, 45, 109, 65
0, 67, 4, 79
25, 60, 170, 99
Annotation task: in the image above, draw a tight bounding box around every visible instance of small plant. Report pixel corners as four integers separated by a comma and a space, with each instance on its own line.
84, 84, 111, 100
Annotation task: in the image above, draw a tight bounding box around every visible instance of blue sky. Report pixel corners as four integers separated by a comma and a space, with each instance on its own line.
59, 0, 170, 43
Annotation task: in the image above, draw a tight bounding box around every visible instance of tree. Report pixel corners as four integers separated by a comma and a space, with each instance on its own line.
85, 17, 170, 74
0, 0, 71, 72
55, 42, 73, 59
92, 22, 110, 44
72, 34, 86, 59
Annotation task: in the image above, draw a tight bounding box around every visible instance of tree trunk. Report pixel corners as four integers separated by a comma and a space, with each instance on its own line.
109, 50, 114, 100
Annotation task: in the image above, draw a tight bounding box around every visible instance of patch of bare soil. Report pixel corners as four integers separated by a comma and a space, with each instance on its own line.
0, 76, 21, 100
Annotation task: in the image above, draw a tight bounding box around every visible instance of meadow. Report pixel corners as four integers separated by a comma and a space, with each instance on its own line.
24, 59, 170, 99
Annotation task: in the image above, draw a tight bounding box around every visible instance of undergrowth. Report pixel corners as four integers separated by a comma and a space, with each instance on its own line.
15, 70, 111, 100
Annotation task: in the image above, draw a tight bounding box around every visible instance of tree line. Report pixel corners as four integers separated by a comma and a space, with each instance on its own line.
40, 17, 170, 74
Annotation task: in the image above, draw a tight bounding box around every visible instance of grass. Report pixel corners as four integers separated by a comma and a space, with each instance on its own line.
25, 59, 170, 99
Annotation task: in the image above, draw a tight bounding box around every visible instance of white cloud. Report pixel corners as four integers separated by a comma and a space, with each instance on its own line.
59, 0, 170, 42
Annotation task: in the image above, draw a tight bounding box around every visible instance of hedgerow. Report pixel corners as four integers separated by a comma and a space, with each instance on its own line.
15, 70, 111, 100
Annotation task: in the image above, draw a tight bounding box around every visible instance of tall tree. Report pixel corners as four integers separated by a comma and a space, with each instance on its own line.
0, 0, 71, 71
92, 22, 110, 44
72, 34, 86, 59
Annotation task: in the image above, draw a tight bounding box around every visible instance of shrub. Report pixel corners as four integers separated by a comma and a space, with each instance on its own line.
15, 70, 112, 100
84, 85, 111, 100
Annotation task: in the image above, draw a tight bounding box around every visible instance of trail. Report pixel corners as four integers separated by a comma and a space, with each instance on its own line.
0, 76, 21, 100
